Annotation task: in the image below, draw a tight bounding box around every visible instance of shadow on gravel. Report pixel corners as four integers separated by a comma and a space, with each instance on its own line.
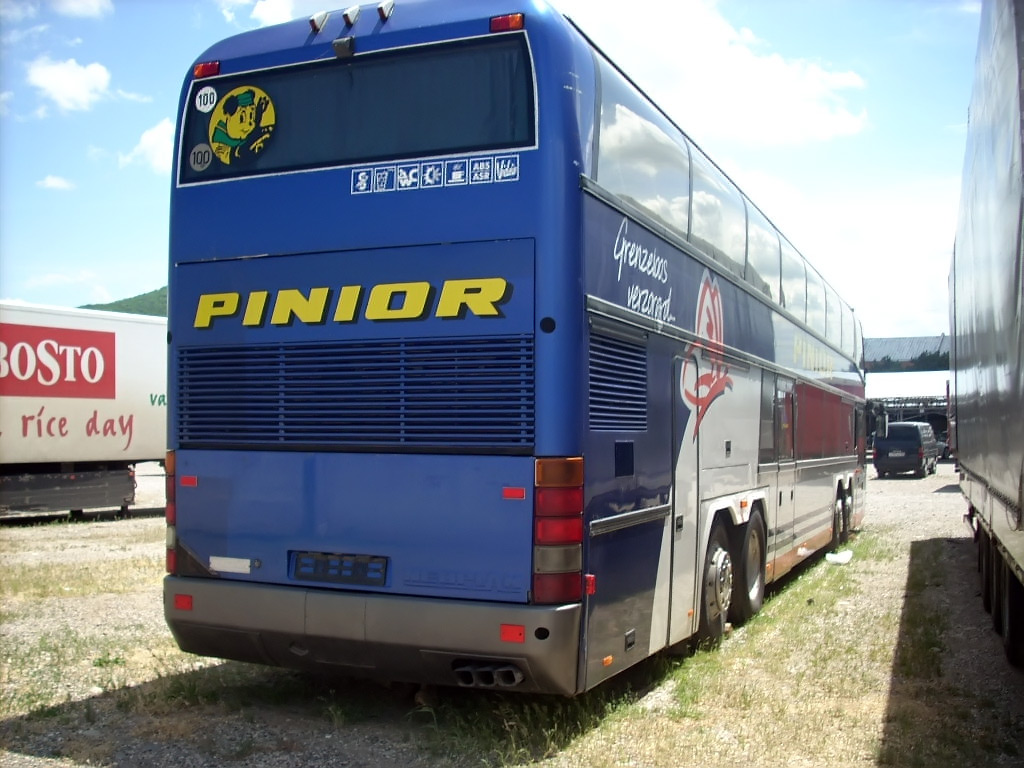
0, 507, 165, 527
0, 653, 672, 767
933, 483, 961, 495
879, 537, 1024, 767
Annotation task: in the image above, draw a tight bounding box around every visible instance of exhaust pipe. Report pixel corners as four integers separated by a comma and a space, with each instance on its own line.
452, 662, 525, 688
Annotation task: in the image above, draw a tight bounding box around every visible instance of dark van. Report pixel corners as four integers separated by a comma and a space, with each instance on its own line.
873, 421, 939, 478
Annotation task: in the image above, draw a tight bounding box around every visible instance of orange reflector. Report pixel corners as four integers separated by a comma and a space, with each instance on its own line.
193, 60, 220, 79
490, 13, 524, 32
502, 486, 527, 500
602, 655, 613, 667
535, 457, 583, 487
500, 624, 526, 643
173, 593, 193, 611
180, 475, 198, 488
740, 499, 749, 509
165, 450, 176, 476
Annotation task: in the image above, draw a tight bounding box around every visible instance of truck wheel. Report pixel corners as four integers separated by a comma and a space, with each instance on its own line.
992, 544, 1005, 634
698, 524, 733, 647
980, 529, 993, 614
915, 461, 926, 479
1001, 560, 1024, 667
730, 511, 765, 626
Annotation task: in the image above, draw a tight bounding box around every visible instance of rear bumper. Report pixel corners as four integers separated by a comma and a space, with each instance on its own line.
873, 456, 924, 473
164, 576, 582, 695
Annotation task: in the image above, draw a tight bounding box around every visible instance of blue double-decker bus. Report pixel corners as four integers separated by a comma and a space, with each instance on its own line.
164, 0, 866, 695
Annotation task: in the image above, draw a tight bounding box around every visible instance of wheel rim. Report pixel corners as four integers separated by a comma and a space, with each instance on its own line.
706, 544, 733, 621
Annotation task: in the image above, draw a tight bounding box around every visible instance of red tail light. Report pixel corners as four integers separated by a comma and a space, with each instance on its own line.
165, 451, 177, 575
532, 457, 584, 604
533, 572, 582, 603
535, 516, 583, 545
536, 487, 584, 517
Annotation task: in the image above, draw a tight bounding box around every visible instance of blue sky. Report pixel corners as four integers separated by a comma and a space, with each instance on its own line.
0, 0, 980, 339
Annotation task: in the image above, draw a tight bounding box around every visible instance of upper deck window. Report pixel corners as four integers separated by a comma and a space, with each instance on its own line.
178, 35, 534, 185
596, 58, 690, 237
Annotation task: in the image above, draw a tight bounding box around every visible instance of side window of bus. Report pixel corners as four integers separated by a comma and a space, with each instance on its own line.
746, 205, 781, 302
841, 303, 855, 360
689, 148, 747, 279
824, 284, 841, 349
780, 239, 806, 324
759, 371, 776, 463
595, 59, 690, 239
775, 378, 795, 461
805, 267, 826, 340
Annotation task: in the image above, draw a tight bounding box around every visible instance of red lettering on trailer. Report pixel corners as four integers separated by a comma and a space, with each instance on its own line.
0, 323, 116, 399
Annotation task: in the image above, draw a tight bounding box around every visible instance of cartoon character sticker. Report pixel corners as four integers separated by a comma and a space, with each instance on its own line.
208, 86, 275, 166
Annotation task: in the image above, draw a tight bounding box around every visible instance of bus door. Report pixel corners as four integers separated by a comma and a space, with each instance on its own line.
773, 377, 797, 575
668, 354, 703, 645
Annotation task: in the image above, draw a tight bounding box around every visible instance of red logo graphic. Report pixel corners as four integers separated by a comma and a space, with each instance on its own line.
681, 270, 732, 438
0, 323, 116, 399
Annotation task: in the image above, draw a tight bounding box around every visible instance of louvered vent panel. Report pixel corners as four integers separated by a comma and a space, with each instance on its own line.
176, 336, 534, 450
589, 334, 648, 431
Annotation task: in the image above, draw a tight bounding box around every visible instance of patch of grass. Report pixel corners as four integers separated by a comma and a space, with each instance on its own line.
0, 555, 163, 602
413, 687, 632, 766
893, 538, 945, 680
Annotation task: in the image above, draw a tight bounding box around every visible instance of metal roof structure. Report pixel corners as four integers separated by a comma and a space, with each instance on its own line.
864, 335, 949, 365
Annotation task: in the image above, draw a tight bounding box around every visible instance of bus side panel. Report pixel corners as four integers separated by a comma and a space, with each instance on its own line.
173, 450, 536, 603
581, 333, 673, 690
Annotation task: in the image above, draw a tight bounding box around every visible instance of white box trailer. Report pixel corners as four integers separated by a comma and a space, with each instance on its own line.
0, 302, 167, 515
952, 0, 1024, 665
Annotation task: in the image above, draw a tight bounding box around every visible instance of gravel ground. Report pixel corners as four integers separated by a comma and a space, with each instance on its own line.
2, 460, 1023, 767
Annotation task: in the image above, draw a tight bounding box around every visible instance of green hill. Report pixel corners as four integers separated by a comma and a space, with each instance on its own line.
81, 286, 167, 317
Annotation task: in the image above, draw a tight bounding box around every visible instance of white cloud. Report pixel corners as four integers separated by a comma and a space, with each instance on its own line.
49, 0, 112, 17
36, 174, 74, 190
0, 91, 12, 116
0, 1, 39, 22
555, 0, 867, 147
1, 22, 49, 45
26, 55, 110, 111
116, 88, 152, 103
216, 0, 249, 23
216, 0, 331, 26
118, 117, 174, 174
251, 0, 293, 26
740, 171, 959, 338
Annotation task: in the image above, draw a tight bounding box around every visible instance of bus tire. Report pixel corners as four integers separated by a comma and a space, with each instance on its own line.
730, 510, 765, 626
841, 490, 852, 544
1001, 559, 1024, 667
830, 493, 844, 552
698, 524, 733, 647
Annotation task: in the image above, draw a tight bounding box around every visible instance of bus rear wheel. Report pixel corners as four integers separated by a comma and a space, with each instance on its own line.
730, 510, 765, 626
698, 524, 733, 647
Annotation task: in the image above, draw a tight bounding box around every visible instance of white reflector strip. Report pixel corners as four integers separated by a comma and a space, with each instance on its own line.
209, 556, 251, 574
